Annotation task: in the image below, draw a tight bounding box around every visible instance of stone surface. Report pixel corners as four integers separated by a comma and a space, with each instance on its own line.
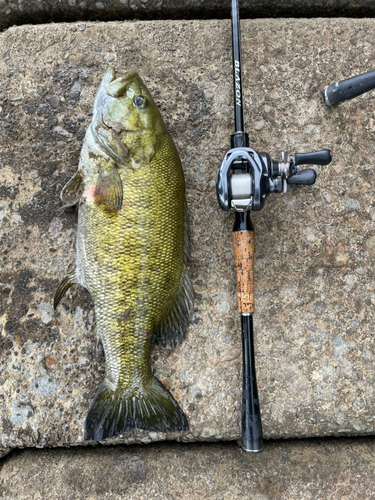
2, 0, 375, 32
2, 438, 375, 499
1, 18, 375, 458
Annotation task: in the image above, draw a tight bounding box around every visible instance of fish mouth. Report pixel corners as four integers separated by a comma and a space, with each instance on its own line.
106, 71, 139, 98
92, 113, 137, 164
101, 115, 141, 136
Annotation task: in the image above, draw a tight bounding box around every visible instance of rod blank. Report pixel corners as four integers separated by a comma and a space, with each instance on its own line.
241, 314, 263, 453
231, 0, 244, 133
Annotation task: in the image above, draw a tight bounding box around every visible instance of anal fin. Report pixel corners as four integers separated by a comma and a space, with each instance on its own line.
54, 272, 76, 309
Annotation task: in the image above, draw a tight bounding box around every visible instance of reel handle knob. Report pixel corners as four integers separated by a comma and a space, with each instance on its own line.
287, 168, 316, 186
294, 149, 332, 166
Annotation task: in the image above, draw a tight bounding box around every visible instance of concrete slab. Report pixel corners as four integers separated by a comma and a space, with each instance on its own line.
0, 18, 375, 457
1, 438, 375, 499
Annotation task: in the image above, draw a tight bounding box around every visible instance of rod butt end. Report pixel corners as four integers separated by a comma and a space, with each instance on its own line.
239, 437, 264, 454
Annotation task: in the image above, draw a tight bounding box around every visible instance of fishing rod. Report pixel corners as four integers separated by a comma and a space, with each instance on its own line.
216, 0, 332, 453
322, 69, 375, 107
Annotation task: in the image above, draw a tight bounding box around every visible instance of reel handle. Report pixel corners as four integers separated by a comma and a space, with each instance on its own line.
287, 168, 316, 186
293, 149, 332, 166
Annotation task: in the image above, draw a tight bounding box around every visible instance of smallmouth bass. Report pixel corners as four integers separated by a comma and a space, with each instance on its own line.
54, 68, 193, 441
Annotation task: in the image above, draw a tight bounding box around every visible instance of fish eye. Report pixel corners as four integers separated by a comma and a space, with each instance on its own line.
134, 95, 146, 108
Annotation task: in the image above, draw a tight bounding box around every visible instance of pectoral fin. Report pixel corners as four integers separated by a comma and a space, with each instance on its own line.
54, 272, 76, 309
61, 170, 84, 206
93, 166, 123, 212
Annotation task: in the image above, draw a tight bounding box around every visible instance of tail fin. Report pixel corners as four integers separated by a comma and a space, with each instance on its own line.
84, 377, 189, 441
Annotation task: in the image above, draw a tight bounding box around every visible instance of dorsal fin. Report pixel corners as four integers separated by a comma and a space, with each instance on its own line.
153, 205, 194, 346
153, 266, 194, 347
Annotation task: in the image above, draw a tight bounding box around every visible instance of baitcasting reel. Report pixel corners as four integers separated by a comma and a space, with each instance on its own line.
216, 131, 332, 212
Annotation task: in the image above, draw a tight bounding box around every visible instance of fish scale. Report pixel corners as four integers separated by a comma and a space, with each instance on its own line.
54, 68, 192, 440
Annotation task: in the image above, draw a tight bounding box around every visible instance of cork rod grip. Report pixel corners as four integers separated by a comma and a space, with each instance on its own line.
232, 230, 255, 314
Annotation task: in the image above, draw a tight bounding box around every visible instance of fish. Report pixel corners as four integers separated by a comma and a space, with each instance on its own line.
54, 67, 193, 441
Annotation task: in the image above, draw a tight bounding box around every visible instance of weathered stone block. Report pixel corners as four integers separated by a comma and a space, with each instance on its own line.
0, 18, 375, 457
1, 0, 375, 32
